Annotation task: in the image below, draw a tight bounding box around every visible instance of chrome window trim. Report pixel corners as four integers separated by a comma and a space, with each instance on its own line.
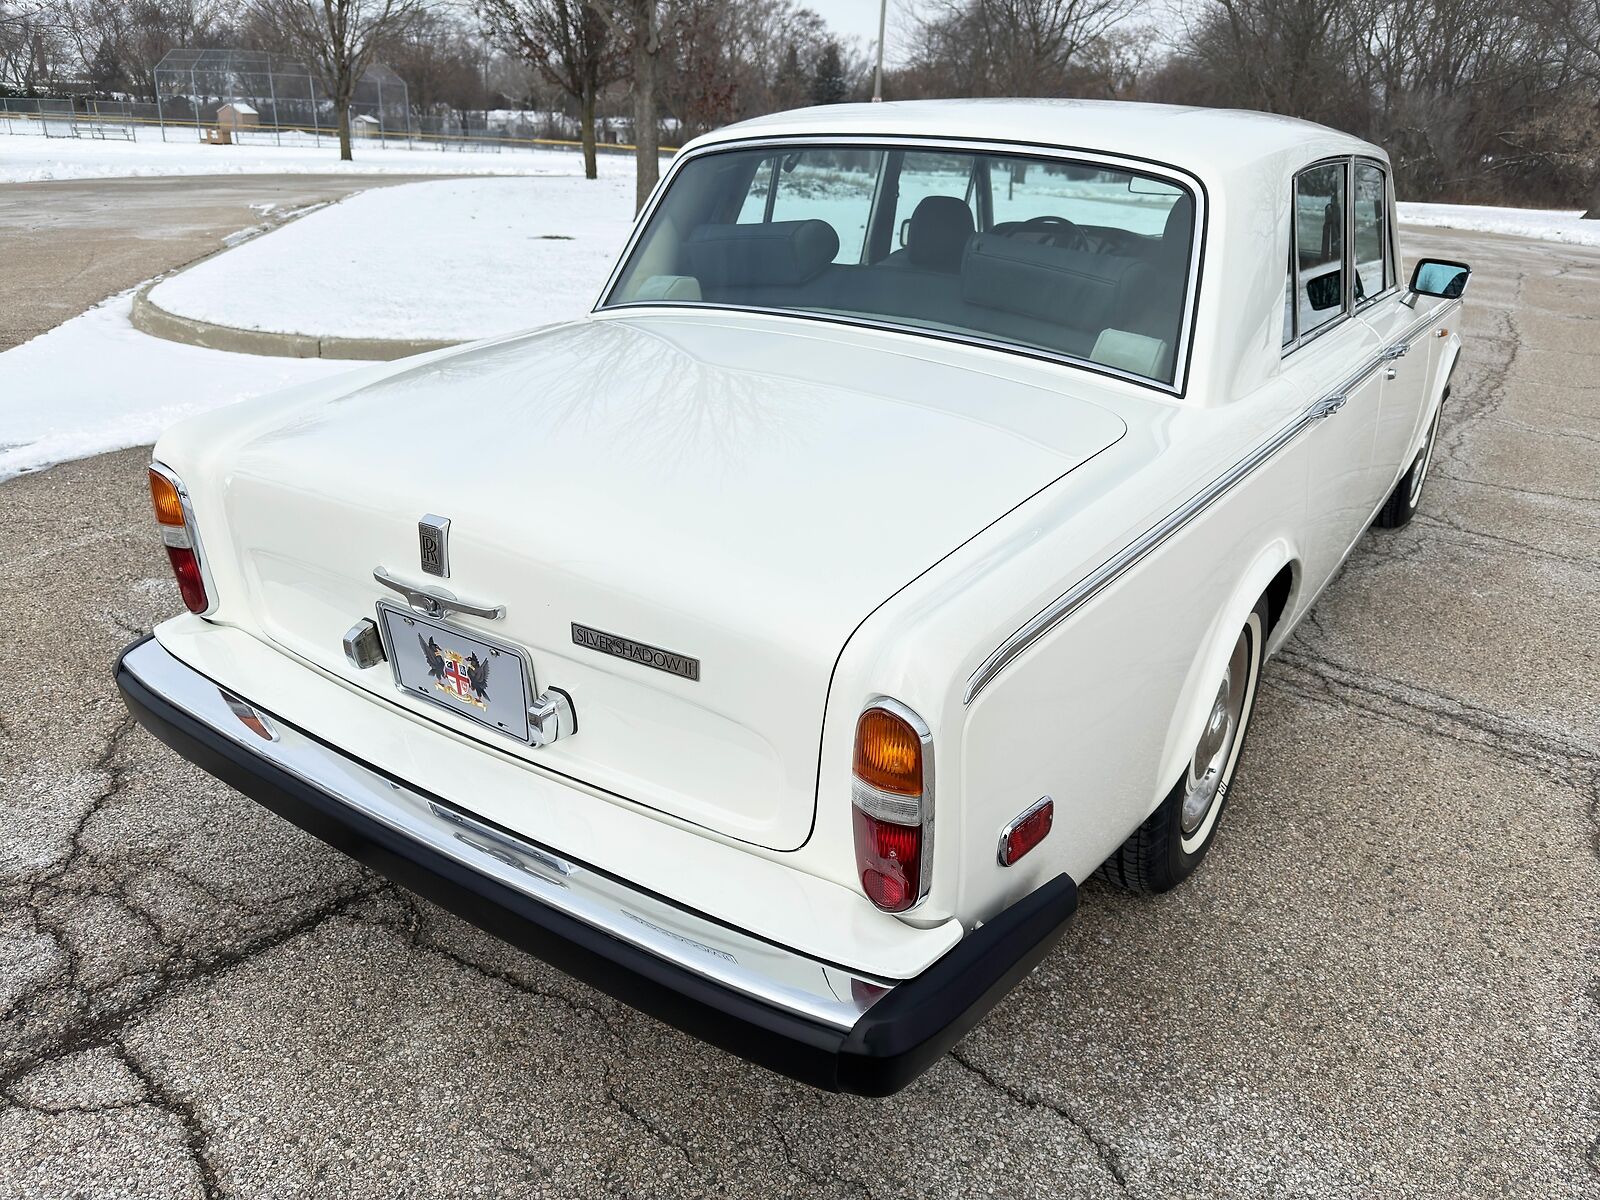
857, 695, 936, 912
150, 460, 218, 619
120, 636, 901, 1030
1283, 156, 1354, 357
1352, 157, 1398, 313
963, 297, 1461, 705
594, 133, 1208, 398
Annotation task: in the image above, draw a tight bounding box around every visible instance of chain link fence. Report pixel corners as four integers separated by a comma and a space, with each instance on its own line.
0, 94, 669, 159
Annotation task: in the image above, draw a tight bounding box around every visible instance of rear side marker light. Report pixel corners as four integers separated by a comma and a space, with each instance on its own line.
148, 464, 211, 615
998, 796, 1054, 867
852, 701, 933, 914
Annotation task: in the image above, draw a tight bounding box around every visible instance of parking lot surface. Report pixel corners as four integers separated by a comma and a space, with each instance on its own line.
0, 174, 444, 351
0, 221, 1595, 1198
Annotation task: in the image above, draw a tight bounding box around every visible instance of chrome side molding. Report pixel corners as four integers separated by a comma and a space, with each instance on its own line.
963, 299, 1461, 705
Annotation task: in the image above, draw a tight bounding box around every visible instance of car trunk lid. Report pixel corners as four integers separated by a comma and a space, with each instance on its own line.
217, 314, 1126, 850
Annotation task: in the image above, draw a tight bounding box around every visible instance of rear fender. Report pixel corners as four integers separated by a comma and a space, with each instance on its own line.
1149, 541, 1295, 816
1411, 337, 1461, 462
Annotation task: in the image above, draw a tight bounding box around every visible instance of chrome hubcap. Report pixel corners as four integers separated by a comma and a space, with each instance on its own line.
1180, 630, 1251, 837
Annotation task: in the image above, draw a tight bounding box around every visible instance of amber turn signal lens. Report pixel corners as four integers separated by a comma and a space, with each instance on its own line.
853, 707, 923, 796
148, 468, 185, 526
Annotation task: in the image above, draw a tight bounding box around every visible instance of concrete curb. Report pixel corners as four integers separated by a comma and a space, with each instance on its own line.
131, 283, 462, 361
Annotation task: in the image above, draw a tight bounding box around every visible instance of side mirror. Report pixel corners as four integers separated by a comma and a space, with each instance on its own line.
898, 217, 912, 248
1408, 258, 1471, 300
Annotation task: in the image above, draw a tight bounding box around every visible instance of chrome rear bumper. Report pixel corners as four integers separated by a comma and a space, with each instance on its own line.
117, 634, 1078, 1094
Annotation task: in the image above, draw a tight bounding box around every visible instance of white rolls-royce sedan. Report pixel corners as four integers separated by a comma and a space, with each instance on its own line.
117, 100, 1472, 1095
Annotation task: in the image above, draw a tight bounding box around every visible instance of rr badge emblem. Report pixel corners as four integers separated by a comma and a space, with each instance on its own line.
418, 514, 450, 578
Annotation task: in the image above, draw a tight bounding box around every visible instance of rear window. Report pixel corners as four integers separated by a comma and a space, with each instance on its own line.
602, 144, 1198, 387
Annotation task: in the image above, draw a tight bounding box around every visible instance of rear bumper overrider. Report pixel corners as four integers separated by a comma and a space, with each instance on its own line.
115, 634, 1078, 1094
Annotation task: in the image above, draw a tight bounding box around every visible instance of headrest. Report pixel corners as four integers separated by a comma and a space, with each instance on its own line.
907, 196, 974, 270
1162, 193, 1194, 248
681, 220, 839, 289
962, 234, 1155, 331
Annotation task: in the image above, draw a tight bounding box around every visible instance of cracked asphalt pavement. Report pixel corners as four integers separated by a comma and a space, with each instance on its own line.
1, 194, 1596, 1197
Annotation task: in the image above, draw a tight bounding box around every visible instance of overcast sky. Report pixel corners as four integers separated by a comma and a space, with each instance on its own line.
805, 0, 913, 65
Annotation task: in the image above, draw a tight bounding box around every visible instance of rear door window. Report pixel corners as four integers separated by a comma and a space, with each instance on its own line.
1294, 162, 1348, 338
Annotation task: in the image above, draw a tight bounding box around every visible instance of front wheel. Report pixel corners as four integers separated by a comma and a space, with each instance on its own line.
1101, 599, 1266, 893
1375, 395, 1445, 529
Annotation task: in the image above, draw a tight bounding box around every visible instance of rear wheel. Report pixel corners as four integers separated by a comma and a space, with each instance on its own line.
1101, 600, 1266, 893
1375, 395, 1445, 529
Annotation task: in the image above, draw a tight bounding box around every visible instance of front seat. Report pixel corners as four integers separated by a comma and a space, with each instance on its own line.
903, 195, 974, 272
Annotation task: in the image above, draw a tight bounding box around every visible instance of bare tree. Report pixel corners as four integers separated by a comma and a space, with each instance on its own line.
910, 0, 1138, 95
1, 0, 73, 92
585, 0, 662, 210
1544, 0, 1600, 214
479, 0, 615, 178
248, 0, 423, 160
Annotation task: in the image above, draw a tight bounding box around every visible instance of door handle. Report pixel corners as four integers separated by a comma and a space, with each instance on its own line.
374, 567, 505, 620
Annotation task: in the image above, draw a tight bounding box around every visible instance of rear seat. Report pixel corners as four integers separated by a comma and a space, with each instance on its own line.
676, 218, 1173, 371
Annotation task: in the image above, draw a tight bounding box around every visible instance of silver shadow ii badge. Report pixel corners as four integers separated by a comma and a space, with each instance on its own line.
418, 514, 450, 578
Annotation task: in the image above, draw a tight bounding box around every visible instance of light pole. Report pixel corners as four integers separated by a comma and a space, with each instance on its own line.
872, 0, 887, 102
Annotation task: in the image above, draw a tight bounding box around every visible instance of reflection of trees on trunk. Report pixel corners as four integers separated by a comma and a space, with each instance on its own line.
367, 317, 813, 488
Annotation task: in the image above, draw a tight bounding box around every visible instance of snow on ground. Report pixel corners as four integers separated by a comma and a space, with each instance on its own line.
0, 289, 354, 482
1398, 201, 1600, 247
148, 175, 636, 341
0, 126, 633, 184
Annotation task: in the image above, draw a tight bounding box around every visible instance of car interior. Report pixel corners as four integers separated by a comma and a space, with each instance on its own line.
606, 147, 1198, 385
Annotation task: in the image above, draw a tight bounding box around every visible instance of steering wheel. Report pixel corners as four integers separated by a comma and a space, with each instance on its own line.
1011, 215, 1091, 252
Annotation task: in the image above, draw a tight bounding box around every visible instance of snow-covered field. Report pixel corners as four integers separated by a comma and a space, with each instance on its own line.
0, 290, 354, 481
148, 176, 635, 341
1397, 201, 1600, 248
0, 126, 632, 184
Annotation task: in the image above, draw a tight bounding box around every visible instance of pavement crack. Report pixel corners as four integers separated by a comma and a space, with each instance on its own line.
0, 884, 382, 1097
111, 1039, 225, 1200
1432, 471, 1598, 506
948, 1047, 1131, 1194
1269, 650, 1597, 777
768, 1116, 878, 1200
1408, 511, 1598, 570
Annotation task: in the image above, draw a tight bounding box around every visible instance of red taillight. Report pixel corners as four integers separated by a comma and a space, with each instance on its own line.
998, 797, 1053, 867
165, 544, 208, 614
854, 807, 922, 912
149, 465, 210, 615
852, 702, 931, 914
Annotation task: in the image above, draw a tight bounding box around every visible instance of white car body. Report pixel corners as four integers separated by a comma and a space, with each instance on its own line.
119, 100, 1467, 1094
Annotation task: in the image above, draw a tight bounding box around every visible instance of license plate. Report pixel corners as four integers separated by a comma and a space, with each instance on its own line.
376, 601, 536, 742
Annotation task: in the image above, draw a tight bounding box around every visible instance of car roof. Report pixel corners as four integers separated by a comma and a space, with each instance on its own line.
687, 98, 1384, 179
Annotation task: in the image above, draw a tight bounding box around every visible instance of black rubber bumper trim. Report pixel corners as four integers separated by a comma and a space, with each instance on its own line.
115, 634, 1079, 1095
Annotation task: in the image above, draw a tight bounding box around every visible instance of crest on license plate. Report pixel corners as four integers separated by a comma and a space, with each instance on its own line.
419, 634, 490, 710
418, 514, 450, 578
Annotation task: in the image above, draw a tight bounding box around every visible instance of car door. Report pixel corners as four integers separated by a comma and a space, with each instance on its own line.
1278, 158, 1387, 593
1355, 158, 1442, 491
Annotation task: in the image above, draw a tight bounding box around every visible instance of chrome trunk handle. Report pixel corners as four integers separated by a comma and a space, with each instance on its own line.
373, 567, 505, 621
